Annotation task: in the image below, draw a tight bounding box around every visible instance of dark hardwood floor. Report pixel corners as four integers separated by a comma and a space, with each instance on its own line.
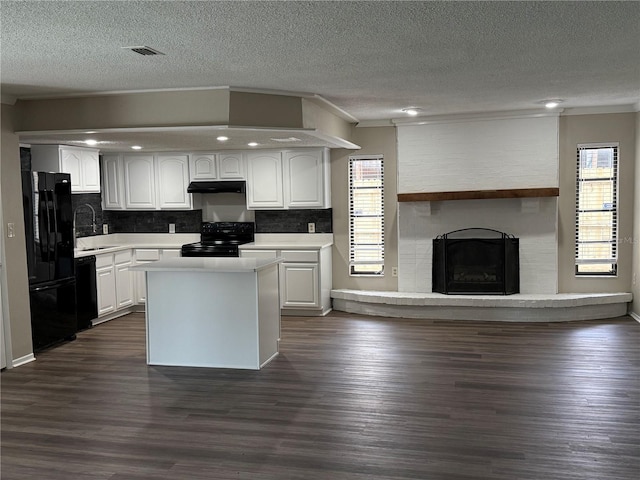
1, 312, 639, 480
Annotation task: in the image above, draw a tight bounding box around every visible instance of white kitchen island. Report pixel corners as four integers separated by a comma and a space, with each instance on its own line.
130, 257, 282, 370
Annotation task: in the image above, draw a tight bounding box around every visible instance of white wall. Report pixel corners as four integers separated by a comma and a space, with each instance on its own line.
632, 112, 640, 318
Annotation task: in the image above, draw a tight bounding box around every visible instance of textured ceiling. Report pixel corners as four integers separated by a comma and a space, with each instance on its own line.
2, 1, 639, 124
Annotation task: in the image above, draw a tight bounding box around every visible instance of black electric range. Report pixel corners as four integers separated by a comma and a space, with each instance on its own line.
181, 222, 255, 257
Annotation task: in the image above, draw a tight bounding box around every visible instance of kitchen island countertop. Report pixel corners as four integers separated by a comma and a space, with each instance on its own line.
130, 256, 282, 273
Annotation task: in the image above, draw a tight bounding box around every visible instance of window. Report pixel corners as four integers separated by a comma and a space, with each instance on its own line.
575, 144, 618, 275
349, 155, 384, 275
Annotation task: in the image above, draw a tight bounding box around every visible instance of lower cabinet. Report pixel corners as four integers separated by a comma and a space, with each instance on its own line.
96, 250, 133, 318
240, 246, 332, 316
97, 264, 116, 316
280, 263, 319, 308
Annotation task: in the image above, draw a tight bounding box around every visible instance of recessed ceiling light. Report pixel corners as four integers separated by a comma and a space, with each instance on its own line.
217, 136, 229, 142
84, 139, 98, 146
402, 107, 422, 116
131, 145, 142, 150
85, 131, 97, 134
542, 99, 564, 109
247, 142, 259, 147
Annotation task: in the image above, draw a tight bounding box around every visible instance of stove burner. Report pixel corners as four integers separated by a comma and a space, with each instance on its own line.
181, 222, 255, 257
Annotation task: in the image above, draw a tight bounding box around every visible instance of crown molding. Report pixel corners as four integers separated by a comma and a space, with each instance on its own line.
391, 109, 561, 126
560, 104, 639, 116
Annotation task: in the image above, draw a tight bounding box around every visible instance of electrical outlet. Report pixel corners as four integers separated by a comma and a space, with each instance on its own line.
169, 223, 176, 234
102, 224, 109, 235
391, 266, 398, 277
7, 223, 15, 238
308, 223, 315, 233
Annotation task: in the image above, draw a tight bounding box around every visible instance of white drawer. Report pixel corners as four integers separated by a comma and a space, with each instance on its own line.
135, 249, 160, 261
241, 249, 278, 259
114, 250, 132, 265
281, 250, 318, 262
162, 249, 181, 259
95, 253, 113, 269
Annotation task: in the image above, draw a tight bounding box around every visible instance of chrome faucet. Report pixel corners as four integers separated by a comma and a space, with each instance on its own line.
73, 203, 97, 248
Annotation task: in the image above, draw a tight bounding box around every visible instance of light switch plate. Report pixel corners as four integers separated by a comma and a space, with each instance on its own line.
169, 223, 176, 234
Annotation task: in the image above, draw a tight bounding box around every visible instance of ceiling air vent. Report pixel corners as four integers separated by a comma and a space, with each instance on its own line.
122, 46, 165, 56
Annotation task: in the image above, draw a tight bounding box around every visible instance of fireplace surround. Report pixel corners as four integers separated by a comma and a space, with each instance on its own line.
432, 228, 519, 295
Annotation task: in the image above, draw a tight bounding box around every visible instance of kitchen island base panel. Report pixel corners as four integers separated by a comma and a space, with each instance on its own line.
145, 269, 278, 369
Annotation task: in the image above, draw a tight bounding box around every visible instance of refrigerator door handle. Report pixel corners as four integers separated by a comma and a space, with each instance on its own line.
49, 189, 59, 261
38, 189, 49, 259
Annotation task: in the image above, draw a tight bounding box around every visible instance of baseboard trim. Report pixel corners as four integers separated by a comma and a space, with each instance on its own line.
630, 311, 640, 323
12, 353, 36, 368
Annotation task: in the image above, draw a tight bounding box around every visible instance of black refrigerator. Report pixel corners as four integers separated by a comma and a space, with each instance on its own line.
22, 171, 77, 351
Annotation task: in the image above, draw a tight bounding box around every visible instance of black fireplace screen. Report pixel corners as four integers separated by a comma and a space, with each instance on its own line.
433, 228, 519, 295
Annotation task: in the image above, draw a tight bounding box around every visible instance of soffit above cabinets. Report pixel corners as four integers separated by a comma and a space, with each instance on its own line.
17, 126, 359, 153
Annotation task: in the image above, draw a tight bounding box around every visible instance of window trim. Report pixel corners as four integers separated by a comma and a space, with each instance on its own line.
349, 154, 384, 276
575, 142, 619, 277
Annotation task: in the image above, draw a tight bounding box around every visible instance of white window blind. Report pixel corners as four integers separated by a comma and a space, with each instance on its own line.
349, 156, 384, 275
575, 144, 618, 275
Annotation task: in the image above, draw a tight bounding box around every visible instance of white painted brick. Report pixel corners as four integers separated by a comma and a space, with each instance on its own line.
398, 116, 558, 193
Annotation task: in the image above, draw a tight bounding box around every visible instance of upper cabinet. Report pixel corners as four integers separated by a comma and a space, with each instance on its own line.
246, 151, 284, 208
30, 145, 101, 193
188, 152, 246, 181
124, 154, 156, 209
101, 154, 125, 209
101, 147, 330, 211
156, 154, 191, 209
189, 154, 217, 180
102, 153, 195, 210
218, 153, 245, 179
246, 148, 331, 210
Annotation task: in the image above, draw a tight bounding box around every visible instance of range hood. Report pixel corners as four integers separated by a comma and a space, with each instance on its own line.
187, 181, 246, 194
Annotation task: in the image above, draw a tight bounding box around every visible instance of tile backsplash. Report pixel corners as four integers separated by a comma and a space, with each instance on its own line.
255, 209, 332, 233
104, 210, 202, 234
72, 194, 105, 237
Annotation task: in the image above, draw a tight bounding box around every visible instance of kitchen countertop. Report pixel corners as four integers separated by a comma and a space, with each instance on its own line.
130, 256, 283, 273
240, 233, 333, 250
74, 233, 334, 257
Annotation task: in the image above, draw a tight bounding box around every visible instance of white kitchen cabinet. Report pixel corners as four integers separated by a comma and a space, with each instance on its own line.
95, 251, 133, 318
189, 154, 217, 180
114, 251, 134, 309
284, 148, 331, 208
246, 151, 284, 208
96, 263, 116, 316
101, 154, 125, 209
31, 145, 101, 193
156, 155, 191, 209
240, 246, 332, 316
246, 148, 330, 210
106, 153, 195, 210
123, 154, 156, 209
218, 152, 245, 179
188, 152, 245, 181
280, 263, 319, 308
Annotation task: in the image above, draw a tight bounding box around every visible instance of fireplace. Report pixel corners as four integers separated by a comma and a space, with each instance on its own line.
432, 228, 519, 295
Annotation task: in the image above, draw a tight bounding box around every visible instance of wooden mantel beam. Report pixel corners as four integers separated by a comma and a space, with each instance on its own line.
397, 187, 560, 202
